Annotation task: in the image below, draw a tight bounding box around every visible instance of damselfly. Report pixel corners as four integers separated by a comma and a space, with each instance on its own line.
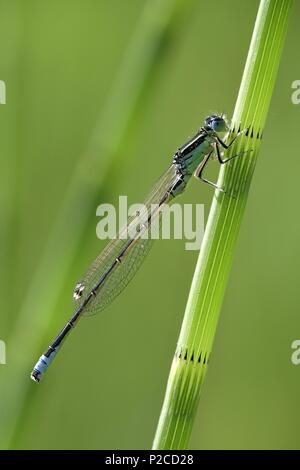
31, 114, 247, 382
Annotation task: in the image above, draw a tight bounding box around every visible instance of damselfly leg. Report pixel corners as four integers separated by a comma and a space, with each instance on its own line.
195, 151, 224, 191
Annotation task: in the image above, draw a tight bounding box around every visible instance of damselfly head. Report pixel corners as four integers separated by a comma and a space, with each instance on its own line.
205, 114, 228, 133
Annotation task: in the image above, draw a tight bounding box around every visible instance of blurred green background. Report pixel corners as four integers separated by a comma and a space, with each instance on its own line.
0, 0, 299, 450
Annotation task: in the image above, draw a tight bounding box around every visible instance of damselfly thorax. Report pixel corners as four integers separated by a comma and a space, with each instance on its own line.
31, 114, 248, 382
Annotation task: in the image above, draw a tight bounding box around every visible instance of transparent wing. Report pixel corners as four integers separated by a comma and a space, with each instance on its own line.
74, 164, 179, 315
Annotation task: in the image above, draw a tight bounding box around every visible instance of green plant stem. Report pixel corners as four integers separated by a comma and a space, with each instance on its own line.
153, 0, 293, 450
